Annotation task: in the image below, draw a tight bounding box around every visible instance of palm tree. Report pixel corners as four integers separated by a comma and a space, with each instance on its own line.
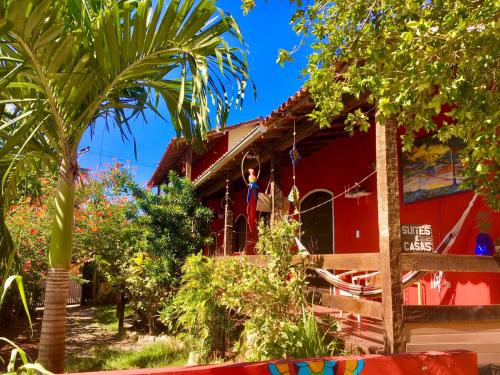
0, 0, 249, 371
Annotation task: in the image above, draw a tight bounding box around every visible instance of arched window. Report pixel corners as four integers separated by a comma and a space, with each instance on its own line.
233, 215, 247, 253
300, 190, 334, 254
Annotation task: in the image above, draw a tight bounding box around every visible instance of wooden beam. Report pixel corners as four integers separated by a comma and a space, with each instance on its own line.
236, 253, 380, 271
404, 305, 500, 323
184, 146, 192, 181
199, 96, 367, 197
275, 119, 321, 151
317, 292, 384, 320
312, 253, 380, 271
376, 117, 405, 353
270, 155, 283, 224
401, 253, 500, 273
201, 119, 338, 196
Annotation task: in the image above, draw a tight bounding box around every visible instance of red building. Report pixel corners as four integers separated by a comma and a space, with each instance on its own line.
149, 88, 500, 364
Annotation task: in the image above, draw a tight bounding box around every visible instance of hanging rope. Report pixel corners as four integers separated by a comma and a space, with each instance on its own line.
223, 178, 231, 256
288, 119, 301, 213
291, 169, 378, 217
241, 149, 261, 185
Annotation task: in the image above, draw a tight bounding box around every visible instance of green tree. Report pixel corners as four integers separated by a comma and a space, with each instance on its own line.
0, 0, 249, 371
125, 171, 213, 333
3, 165, 137, 331
245, 0, 499, 209
129, 170, 213, 283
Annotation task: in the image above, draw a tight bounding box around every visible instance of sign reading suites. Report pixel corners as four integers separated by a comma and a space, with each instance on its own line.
401, 224, 434, 252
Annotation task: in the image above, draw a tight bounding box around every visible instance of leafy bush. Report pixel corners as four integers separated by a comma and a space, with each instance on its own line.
161, 254, 239, 361
126, 171, 213, 334
128, 170, 213, 282
292, 308, 339, 359
219, 219, 308, 361
167, 218, 338, 363
125, 255, 175, 334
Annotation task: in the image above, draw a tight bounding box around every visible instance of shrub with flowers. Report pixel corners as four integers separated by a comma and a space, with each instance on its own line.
74, 164, 140, 328
4, 165, 135, 313
6, 181, 54, 310
4, 164, 213, 335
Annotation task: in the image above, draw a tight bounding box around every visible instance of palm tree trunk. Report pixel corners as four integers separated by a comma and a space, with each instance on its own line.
37, 268, 70, 372
38, 159, 76, 373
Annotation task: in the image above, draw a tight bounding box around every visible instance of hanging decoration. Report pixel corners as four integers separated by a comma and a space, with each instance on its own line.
289, 144, 301, 166
242, 150, 261, 232
288, 186, 300, 215
288, 119, 300, 215
246, 168, 259, 232
474, 233, 494, 256
430, 271, 446, 292
256, 179, 272, 213
344, 182, 372, 199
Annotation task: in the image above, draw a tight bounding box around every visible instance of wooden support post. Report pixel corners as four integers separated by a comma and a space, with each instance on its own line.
270, 156, 282, 224
223, 178, 233, 256
376, 117, 405, 353
184, 146, 192, 181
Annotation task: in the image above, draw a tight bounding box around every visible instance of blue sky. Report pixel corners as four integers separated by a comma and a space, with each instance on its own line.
78, 1, 309, 185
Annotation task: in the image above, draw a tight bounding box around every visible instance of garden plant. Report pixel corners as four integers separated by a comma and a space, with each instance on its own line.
167, 218, 339, 363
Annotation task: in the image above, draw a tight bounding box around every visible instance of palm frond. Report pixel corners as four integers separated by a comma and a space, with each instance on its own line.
0, 0, 251, 277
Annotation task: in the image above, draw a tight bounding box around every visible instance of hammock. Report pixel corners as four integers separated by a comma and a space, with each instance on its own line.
302, 194, 478, 297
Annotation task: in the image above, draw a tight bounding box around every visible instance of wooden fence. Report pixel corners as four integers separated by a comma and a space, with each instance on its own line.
243, 252, 500, 321
35, 278, 82, 307
234, 252, 500, 365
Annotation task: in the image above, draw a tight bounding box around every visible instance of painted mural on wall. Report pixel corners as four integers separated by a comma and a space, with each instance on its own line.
268, 359, 364, 375
401, 137, 469, 204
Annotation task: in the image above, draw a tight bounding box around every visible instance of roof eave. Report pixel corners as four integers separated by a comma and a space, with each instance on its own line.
193, 125, 269, 188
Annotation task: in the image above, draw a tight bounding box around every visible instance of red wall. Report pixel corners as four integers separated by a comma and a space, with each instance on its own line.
204, 197, 225, 253
191, 134, 228, 181
286, 128, 380, 254
70, 351, 476, 375
211, 125, 500, 305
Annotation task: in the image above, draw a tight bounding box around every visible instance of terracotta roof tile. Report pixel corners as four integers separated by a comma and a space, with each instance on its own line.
261, 87, 309, 127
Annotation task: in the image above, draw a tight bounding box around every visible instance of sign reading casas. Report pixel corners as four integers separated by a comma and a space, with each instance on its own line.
401, 224, 434, 252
